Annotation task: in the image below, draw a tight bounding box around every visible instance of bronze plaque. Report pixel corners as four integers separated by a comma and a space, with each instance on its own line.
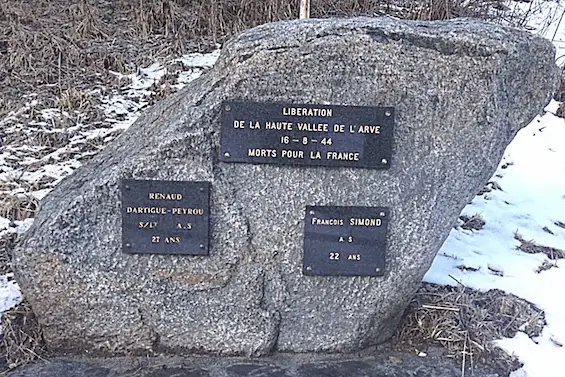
121, 179, 210, 255
220, 101, 393, 168
303, 206, 389, 276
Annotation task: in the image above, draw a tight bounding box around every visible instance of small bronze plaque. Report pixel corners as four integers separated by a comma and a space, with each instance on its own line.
303, 206, 389, 276
220, 101, 393, 169
121, 179, 210, 255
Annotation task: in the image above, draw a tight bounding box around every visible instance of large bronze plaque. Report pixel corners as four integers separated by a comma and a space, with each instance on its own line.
303, 206, 389, 276
220, 101, 394, 168
121, 179, 210, 255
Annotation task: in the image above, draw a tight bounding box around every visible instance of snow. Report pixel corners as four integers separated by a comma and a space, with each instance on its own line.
175, 49, 221, 68
0, 218, 9, 231
1, 2, 565, 375
0, 274, 21, 313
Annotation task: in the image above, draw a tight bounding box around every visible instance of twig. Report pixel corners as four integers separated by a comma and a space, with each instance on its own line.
552, 9, 565, 42
462, 331, 468, 377
421, 304, 460, 312
448, 274, 466, 288
469, 339, 485, 352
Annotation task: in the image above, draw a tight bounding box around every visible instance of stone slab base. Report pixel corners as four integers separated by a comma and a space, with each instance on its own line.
7, 347, 502, 377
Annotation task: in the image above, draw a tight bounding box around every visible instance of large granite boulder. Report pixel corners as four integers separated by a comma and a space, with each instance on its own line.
13, 17, 556, 356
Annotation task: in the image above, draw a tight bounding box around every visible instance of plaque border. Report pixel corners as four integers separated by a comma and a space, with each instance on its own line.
121, 179, 211, 256
303, 205, 389, 277
219, 101, 394, 169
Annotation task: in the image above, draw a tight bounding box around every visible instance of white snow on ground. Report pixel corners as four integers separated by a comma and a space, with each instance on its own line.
1, 2, 565, 376
0, 260, 23, 334
0, 274, 21, 313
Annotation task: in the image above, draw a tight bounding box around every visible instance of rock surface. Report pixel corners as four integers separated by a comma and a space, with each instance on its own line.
13, 17, 557, 356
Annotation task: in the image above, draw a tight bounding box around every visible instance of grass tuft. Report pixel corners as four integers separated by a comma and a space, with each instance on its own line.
395, 282, 545, 375
2, 300, 45, 371
514, 233, 565, 260
459, 214, 486, 231
0, 194, 39, 221
536, 260, 558, 273
0, 232, 18, 275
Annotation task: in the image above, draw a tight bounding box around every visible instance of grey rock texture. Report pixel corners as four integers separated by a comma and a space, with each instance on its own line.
13, 17, 557, 356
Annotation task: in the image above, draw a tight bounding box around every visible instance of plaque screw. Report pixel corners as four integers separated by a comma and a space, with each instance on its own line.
309, 210, 315, 215
306, 266, 312, 271
224, 152, 231, 158
375, 268, 381, 273
381, 158, 388, 164
225, 105, 231, 111
379, 212, 385, 217
385, 110, 391, 117
199, 187, 204, 192
126, 243, 131, 248
125, 185, 130, 190
199, 244, 205, 249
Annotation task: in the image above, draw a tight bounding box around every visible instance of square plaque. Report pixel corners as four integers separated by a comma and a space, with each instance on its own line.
121, 179, 210, 255
303, 206, 389, 276
220, 101, 394, 169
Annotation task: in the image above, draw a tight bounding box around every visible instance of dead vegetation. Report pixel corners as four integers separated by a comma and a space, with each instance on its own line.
0, 232, 42, 372
536, 259, 558, 273
1, 300, 45, 371
459, 214, 486, 231
395, 282, 546, 375
0, 194, 39, 222
0, 232, 18, 275
0, 0, 212, 124
515, 233, 565, 260
478, 180, 503, 196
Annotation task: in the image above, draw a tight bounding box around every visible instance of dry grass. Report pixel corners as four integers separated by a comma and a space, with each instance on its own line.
459, 214, 486, 231
0, 0, 210, 121
536, 259, 558, 273
0, 194, 39, 222
515, 233, 565, 260
55, 88, 99, 117
397, 0, 505, 21
0, 232, 18, 276
1, 300, 45, 371
395, 282, 545, 375
30, 131, 71, 149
